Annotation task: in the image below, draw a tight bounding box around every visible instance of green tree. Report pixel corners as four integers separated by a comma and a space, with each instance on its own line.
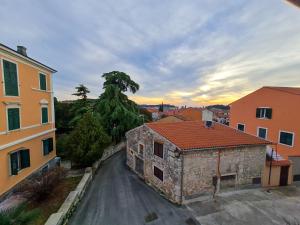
69, 85, 92, 127
96, 71, 142, 142
66, 112, 111, 166
72, 84, 90, 100
54, 97, 75, 132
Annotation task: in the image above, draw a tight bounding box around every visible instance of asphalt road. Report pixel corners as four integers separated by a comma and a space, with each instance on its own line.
68, 151, 199, 225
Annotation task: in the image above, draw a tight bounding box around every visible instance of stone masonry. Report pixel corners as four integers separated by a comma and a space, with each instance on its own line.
126, 125, 266, 204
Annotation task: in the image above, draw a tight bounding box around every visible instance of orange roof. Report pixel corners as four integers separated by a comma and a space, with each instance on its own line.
264, 86, 300, 95
146, 108, 159, 113
157, 115, 186, 123
146, 121, 271, 150
176, 108, 203, 121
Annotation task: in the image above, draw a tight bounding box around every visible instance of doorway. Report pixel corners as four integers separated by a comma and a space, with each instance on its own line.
279, 166, 289, 186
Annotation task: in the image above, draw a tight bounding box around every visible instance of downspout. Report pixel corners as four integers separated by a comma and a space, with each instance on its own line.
180, 153, 184, 204
216, 150, 221, 194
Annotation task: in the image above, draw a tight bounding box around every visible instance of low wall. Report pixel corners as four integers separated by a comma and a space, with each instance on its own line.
44, 142, 125, 225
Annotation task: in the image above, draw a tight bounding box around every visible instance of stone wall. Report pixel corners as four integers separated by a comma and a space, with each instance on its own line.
126, 125, 182, 203
182, 146, 266, 199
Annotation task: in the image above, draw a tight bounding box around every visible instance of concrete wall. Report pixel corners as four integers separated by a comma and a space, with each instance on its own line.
182, 146, 266, 199
289, 156, 300, 178
126, 125, 182, 203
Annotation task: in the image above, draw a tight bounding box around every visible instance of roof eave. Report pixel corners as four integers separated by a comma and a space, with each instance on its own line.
181, 143, 271, 152
0, 44, 57, 73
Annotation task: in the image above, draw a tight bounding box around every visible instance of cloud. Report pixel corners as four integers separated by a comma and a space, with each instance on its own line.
0, 0, 300, 106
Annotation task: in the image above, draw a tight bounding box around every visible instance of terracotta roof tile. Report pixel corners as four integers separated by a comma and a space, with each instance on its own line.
146, 121, 271, 150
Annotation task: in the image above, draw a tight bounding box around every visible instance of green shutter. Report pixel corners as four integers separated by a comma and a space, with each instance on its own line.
10, 152, 19, 175
39, 73, 47, 91
8, 108, 20, 131
20, 149, 30, 169
3, 60, 19, 96
43, 139, 49, 155
42, 107, 48, 124
48, 138, 53, 152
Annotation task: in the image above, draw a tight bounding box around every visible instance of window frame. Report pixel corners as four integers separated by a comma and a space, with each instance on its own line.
153, 141, 164, 159
6, 105, 21, 132
9, 148, 30, 176
256, 107, 272, 119
237, 123, 245, 132
278, 130, 294, 147
39, 73, 47, 91
257, 127, 268, 139
41, 105, 49, 124
42, 137, 54, 156
138, 143, 144, 156
153, 165, 164, 182
1, 58, 20, 97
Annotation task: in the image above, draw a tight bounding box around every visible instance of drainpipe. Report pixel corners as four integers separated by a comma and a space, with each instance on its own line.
216, 150, 221, 193
180, 153, 184, 204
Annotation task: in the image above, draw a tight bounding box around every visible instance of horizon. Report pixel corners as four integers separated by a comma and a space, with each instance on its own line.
1, 0, 300, 106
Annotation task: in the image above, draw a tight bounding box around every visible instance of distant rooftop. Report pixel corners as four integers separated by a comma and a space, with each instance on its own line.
147, 121, 271, 150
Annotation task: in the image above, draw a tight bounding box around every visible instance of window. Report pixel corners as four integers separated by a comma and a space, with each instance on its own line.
41, 107, 48, 124
7, 108, 20, 131
256, 108, 272, 119
139, 144, 144, 155
3, 60, 19, 96
237, 123, 245, 132
279, 131, 294, 146
10, 149, 30, 175
154, 141, 163, 158
153, 166, 163, 181
43, 138, 54, 155
39, 73, 47, 91
258, 127, 267, 139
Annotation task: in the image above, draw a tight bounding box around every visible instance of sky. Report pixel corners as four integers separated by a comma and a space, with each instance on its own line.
0, 0, 300, 106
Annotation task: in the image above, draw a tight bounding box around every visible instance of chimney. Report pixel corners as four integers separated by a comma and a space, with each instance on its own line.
17, 46, 27, 56
202, 109, 213, 128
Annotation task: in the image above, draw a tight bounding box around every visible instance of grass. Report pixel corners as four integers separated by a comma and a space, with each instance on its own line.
26, 176, 82, 225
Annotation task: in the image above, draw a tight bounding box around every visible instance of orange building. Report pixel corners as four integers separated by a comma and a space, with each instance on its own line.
230, 86, 300, 183
0, 44, 57, 197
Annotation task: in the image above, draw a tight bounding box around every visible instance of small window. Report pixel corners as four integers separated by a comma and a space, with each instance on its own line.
3, 60, 19, 96
256, 108, 272, 119
237, 123, 245, 132
39, 73, 47, 91
43, 138, 54, 155
154, 142, 163, 158
279, 131, 294, 146
258, 127, 267, 139
252, 177, 261, 184
7, 108, 20, 131
10, 149, 30, 175
139, 144, 144, 155
41, 107, 48, 124
154, 166, 163, 181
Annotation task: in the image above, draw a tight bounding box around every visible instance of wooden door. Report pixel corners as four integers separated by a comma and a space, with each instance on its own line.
280, 166, 289, 186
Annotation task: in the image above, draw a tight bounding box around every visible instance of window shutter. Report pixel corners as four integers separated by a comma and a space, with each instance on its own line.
266, 108, 272, 119
10, 152, 19, 175
20, 149, 30, 169
256, 108, 260, 118
8, 108, 20, 130
3, 60, 19, 96
39, 74, 47, 91
42, 107, 48, 123
48, 138, 54, 152
43, 139, 49, 155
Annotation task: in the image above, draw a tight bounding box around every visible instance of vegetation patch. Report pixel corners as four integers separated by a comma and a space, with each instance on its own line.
144, 212, 158, 223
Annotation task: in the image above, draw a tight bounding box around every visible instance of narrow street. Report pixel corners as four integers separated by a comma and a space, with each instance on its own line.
68, 151, 198, 225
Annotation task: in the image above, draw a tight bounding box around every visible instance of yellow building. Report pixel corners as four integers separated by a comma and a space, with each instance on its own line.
0, 44, 57, 198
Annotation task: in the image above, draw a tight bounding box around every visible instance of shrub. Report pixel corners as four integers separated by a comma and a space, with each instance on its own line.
0, 203, 40, 225
21, 167, 66, 202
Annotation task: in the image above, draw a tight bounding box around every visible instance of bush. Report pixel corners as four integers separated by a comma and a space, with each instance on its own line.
20, 167, 66, 202
0, 203, 40, 225
67, 112, 111, 167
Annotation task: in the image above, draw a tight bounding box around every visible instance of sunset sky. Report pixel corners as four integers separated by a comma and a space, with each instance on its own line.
1, 0, 300, 106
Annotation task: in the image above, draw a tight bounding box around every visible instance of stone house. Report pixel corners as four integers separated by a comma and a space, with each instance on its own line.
126, 121, 271, 204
